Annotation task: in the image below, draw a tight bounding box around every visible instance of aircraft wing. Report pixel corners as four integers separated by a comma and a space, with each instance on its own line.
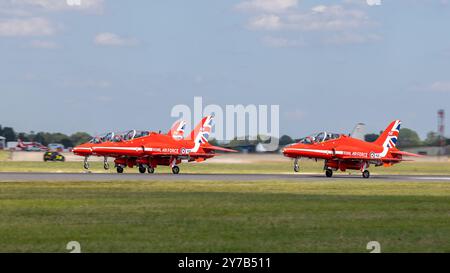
339, 156, 412, 162
202, 145, 238, 153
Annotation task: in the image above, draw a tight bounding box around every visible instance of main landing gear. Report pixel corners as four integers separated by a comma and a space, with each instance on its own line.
325, 169, 333, 178
116, 165, 124, 174
103, 157, 109, 170
172, 166, 180, 174
362, 170, 370, 179
293, 158, 299, 172
83, 157, 89, 170
138, 165, 146, 174
138, 164, 155, 174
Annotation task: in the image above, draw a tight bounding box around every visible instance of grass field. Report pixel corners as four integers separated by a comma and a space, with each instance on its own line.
0, 180, 449, 253
1, 159, 450, 175
0, 150, 10, 161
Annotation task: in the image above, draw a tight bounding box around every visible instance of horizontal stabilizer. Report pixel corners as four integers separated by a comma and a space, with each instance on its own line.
390, 150, 423, 157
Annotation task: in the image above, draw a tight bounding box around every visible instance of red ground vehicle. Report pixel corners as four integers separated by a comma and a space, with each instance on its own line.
73, 116, 235, 174
282, 120, 421, 178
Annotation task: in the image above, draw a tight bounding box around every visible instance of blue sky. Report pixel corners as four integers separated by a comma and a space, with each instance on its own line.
0, 0, 449, 139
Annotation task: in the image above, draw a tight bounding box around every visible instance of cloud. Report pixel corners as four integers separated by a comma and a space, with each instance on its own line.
248, 14, 283, 30
237, 1, 380, 46
247, 5, 371, 32
29, 39, 59, 49
236, 0, 298, 13
10, 0, 104, 13
0, 17, 55, 36
324, 32, 381, 45
261, 36, 305, 48
427, 81, 450, 92
94, 32, 139, 47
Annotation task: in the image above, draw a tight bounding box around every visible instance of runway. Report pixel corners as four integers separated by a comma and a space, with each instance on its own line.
1, 172, 450, 182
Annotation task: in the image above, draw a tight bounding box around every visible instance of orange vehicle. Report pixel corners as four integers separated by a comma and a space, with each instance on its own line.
282, 120, 421, 178
73, 116, 236, 174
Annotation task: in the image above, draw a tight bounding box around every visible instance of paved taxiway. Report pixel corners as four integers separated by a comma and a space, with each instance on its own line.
0, 172, 450, 182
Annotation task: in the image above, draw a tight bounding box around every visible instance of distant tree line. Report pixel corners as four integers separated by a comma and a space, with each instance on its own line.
223, 128, 450, 148
0, 125, 92, 148
363, 128, 450, 148
1, 124, 448, 149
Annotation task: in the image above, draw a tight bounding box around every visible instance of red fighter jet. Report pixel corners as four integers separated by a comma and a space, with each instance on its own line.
73, 119, 187, 170
73, 115, 236, 174
282, 120, 421, 178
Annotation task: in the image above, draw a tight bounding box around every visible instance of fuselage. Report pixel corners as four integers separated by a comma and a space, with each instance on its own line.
283, 135, 397, 162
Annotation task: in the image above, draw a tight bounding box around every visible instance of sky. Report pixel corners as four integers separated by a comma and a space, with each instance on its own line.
0, 0, 449, 139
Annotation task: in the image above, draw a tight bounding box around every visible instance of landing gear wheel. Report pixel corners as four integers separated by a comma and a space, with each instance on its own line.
147, 167, 155, 174
83, 157, 89, 170
103, 158, 109, 170
294, 158, 299, 172
362, 170, 370, 179
325, 169, 333, 178
138, 166, 146, 174
172, 166, 180, 174
117, 166, 124, 174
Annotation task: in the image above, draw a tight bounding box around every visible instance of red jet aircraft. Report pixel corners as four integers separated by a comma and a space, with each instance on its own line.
72, 119, 187, 170
73, 116, 236, 174
282, 120, 421, 178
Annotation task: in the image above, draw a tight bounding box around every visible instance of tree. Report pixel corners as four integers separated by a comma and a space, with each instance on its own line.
397, 128, 422, 148
61, 138, 74, 148
69, 132, 92, 146
279, 135, 294, 146
364, 133, 379, 143
17, 132, 30, 142
208, 138, 219, 146
1, 127, 16, 142
33, 132, 46, 144
424, 131, 440, 146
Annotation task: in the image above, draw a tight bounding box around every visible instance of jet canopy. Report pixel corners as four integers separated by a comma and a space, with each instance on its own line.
89, 130, 150, 143
89, 132, 115, 144
298, 132, 341, 144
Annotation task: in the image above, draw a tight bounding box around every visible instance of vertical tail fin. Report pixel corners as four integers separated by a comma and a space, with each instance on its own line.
189, 115, 213, 144
167, 119, 186, 140
17, 139, 25, 149
374, 120, 401, 149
